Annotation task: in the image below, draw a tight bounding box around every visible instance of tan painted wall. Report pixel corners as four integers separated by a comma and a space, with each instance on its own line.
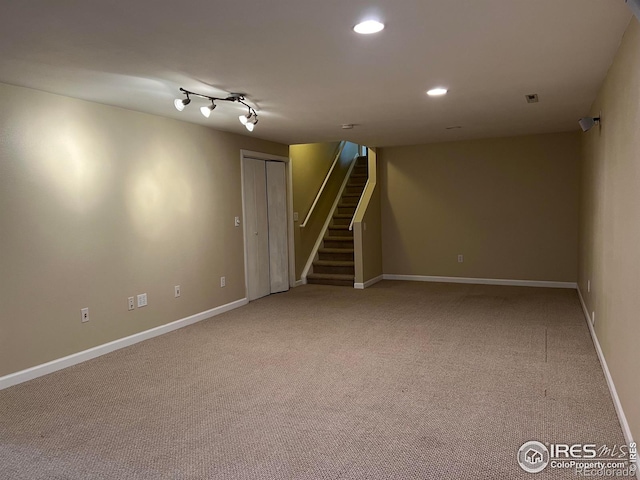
380, 132, 580, 281
579, 18, 640, 442
0, 82, 287, 377
354, 148, 383, 285
291, 142, 357, 280
291, 142, 340, 221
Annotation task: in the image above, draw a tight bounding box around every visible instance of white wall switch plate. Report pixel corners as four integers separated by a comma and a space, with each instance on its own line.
220, 276, 226, 287
293, 212, 299, 222
458, 254, 464, 263
175, 285, 181, 298
128, 297, 135, 311
81, 307, 89, 323
588, 280, 591, 293
137, 293, 148, 308
234, 216, 241, 227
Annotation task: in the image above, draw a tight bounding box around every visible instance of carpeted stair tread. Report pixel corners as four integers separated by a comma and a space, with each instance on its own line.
319, 247, 354, 253
313, 260, 355, 267
307, 273, 354, 279
324, 235, 353, 241
306, 273, 355, 285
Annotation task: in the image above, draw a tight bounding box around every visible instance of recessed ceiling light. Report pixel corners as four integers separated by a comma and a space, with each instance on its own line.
354, 20, 384, 34
427, 88, 448, 97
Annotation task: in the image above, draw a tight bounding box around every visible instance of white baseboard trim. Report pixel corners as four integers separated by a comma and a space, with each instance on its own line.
382, 274, 577, 289
294, 279, 306, 287
577, 288, 636, 455
0, 298, 248, 391
354, 274, 384, 290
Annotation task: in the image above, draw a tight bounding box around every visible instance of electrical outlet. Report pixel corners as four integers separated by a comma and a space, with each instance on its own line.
128, 297, 135, 311
234, 216, 241, 227
220, 276, 226, 287
592, 311, 596, 325
137, 293, 148, 308
458, 254, 464, 263
175, 285, 181, 298
81, 307, 89, 323
588, 280, 591, 293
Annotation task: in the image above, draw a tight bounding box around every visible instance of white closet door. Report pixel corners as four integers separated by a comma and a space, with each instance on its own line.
266, 161, 289, 294
243, 158, 270, 301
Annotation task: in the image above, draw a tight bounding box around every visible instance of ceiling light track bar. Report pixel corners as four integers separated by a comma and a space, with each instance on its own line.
178, 88, 247, 107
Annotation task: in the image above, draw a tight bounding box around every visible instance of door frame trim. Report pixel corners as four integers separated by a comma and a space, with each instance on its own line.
240, 150, 295, 299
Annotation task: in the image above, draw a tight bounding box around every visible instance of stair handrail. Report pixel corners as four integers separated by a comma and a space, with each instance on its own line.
299, 141, 346, 228
349, 178, 369, 231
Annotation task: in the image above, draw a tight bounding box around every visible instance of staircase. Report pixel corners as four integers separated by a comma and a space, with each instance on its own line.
307, 156, 368, 286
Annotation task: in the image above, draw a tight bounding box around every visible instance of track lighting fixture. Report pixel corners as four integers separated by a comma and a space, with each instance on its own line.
578, 116, 600, 132
174, 88, 259, 131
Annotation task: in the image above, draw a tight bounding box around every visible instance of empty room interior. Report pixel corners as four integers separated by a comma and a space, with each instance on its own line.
1, 1, 639, 479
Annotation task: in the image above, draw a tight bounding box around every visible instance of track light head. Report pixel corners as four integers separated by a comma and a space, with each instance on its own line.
579, 116, 600, 132
244, 115, 258, 131
239, 113, 251, 125
174, 96, 191, 111
200, 102, 217, 118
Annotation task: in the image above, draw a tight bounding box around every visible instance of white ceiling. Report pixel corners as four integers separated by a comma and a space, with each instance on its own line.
0, 1, 632, 146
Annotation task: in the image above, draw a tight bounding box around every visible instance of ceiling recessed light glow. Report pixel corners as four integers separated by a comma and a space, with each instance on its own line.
427, 88, 448, 97
354, 20, 384, 34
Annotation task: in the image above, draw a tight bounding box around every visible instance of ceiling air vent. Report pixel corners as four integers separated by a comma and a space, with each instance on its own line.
525, 94, 539, 104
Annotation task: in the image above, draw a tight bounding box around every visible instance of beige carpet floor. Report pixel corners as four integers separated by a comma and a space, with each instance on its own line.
0, 282, 626, 479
